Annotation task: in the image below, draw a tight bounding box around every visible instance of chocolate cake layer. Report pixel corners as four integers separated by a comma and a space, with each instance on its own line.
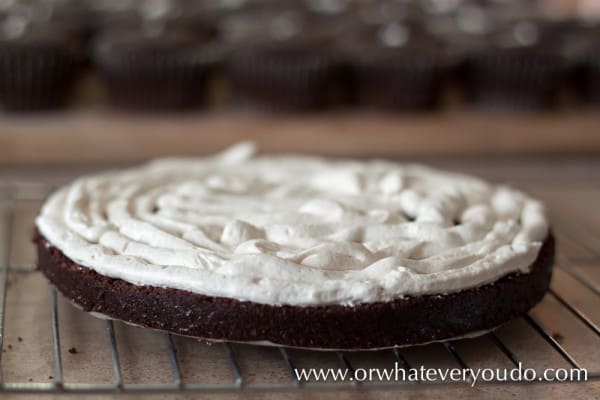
35, 232, 554, 350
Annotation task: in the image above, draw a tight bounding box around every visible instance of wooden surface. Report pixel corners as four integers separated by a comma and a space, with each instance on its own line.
0, 111, 599, 165
1, 158, 600, 399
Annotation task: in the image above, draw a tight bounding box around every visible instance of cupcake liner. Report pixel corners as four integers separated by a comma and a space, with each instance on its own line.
99, 57, 213, 111
0, 45, 82, 111
463, 50, 568, 110
582, 68, 600, 105
352, 53, 448, 110
227, 46, 339, 112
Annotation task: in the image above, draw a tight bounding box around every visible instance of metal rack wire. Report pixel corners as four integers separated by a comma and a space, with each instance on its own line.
0, 183, 598, 395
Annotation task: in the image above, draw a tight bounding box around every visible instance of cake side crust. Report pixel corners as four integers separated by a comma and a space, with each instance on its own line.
34, 232, 555, 350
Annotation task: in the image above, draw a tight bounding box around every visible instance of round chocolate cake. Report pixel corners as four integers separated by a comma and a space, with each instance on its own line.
35, 143, 554, 350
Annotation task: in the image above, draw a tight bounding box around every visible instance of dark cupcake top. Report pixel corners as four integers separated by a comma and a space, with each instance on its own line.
557, 22, 600, 62
93, 26, 222, 68
337, 22, 449, 66
0, 17, 83, 58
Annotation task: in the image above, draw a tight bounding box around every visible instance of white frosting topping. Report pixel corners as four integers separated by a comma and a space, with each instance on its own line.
36, 143, 549, 306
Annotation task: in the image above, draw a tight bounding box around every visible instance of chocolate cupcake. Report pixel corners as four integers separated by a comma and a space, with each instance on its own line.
560, 23, 600, 105
228, 41, 339, 112
581, 45, 600, 105
223, 9, 342, 112
462, 20, 568, 110
345, 23, 451, 111
93, 27, 221, 111
0, 20, 84, 111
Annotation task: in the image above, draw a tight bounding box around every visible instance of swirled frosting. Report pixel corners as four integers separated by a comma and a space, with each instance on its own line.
36, 143, 549, 306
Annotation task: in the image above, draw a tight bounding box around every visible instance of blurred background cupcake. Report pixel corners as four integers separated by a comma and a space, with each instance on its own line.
0, 1, 85, 111
342, 21, 452, 111
91, 0, 223, 112
94, 30, 221, 112
458, 1, 569, 111
223, 6, 345, 112
560, 22, 600, 106
580, 34, 600, 105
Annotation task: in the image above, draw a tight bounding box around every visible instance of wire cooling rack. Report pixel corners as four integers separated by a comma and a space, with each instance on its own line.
0, 182, 599, 395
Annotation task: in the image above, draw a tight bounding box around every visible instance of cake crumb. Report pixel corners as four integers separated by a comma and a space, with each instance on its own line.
18, 337, 22, 342
49, 376, 53, 380
552, 332, 564, 343
28, 378, 32, 382
68, 347, 78, 354
7, 344, 12, 350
